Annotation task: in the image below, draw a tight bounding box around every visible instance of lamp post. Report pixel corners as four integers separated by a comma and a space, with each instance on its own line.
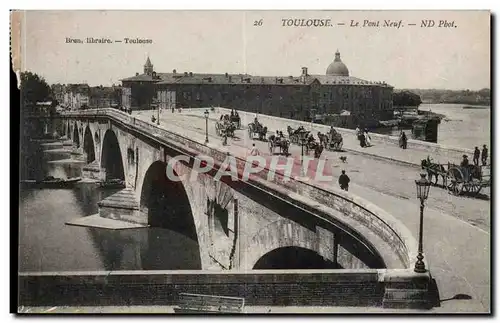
310, 108, 316, 131
204, 109, 209, 144
414, 172, 431, 273
298, 128, 308, 178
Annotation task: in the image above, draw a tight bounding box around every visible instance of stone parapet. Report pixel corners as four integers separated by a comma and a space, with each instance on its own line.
18, 269, 434, 309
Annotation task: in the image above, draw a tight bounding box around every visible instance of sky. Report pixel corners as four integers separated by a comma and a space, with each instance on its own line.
18, 10, 490, 90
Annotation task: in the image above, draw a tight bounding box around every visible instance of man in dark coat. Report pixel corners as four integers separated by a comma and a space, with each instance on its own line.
339, 170, 350, 191
481, 145, 488, 166
461, 155, 469, 167
473, 147, 480, 166
401, 132, 408, 149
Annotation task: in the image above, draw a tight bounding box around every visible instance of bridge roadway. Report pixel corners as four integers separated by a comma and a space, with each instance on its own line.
133, 109, 490, 312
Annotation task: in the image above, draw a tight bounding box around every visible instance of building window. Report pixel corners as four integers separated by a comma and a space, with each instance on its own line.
196, 92, 201, 101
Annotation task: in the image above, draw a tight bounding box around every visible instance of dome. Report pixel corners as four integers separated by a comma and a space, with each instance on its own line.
326, 50, 349, 76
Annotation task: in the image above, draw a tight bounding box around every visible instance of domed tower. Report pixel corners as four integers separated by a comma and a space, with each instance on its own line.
144, 56, 154, 76
326, 50, 349, 76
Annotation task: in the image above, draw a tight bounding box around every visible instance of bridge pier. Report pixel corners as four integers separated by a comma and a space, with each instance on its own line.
97, 188, 148, 225
81, 161, 102, 181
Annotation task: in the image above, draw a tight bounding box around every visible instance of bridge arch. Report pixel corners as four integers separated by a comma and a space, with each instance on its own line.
243, 219, 337, 270
72, 123, 80, 148
139, 161, 199, 238
100, 129, 125, 181
139, 160, 202, 267
253, 246, 341, 269
83, 126, 96, 163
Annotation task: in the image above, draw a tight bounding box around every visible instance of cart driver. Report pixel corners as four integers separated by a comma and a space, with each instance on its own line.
460, 155, 469, 167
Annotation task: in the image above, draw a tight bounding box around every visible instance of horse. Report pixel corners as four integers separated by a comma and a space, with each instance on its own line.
317, 132, 328, 148
421, 157, 446, 186
314, 144, 324, 159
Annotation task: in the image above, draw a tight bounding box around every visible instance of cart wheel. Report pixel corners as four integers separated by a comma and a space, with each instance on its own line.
446, 167, 464, 196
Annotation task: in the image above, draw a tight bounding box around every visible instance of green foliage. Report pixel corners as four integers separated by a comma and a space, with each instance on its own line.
401, 88, 491, 106
20, 71, 51, 109
393, 90, 422, 107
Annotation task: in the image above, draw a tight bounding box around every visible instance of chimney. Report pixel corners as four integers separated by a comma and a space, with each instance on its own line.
225, 72, 228, 78
136, 72, 139, 76
275, 77, 278, 84
173, 69, 176, 74
228, 75, 232, 82
189, 72, 193, 77
301, 67, 308, 76
184, 72, 188, 76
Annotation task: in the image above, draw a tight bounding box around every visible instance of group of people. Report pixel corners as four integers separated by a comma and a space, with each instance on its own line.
230, 109, 239, 119
473, 145, 489, 166
355, 126, 372, 148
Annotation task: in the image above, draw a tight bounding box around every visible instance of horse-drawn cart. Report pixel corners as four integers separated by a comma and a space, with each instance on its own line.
287, 126, 309, 145
248, 121, 267, 141
268, 135, 290, 156
445, 164, 490, 196
215, 121, 236, 138
421, 157, 490, 197
229, 114, 241, 129
323, 128, 343, 151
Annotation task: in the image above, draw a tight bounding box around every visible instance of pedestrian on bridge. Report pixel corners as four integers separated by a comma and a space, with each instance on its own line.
249, 143, 260, 156
338, 170, 350, 192
482, 145, 488, 166
473, 147, 480, 166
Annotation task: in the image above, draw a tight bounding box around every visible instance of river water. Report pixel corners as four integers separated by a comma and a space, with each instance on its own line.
373, 103, 491, 150
18, 142, 201, 272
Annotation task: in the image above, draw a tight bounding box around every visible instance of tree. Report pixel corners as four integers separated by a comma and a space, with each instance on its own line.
20, 71, 51, 110
392, 90, 422, 107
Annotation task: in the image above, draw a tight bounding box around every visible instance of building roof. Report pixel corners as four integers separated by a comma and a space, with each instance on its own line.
326, 50, 349, 77
122, 72, 391, 87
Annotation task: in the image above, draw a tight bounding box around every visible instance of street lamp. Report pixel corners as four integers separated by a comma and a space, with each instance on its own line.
310, 108, 316, 131
156, 102, 160, 125
298, 128, 308, 178
204, 109, 209, 144
414, 172, 431, 273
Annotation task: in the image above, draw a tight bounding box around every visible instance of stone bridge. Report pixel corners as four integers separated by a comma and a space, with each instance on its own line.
61, 109, 419, 273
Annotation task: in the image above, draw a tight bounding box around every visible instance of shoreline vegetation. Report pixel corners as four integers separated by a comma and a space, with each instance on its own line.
398, 88, 491, 107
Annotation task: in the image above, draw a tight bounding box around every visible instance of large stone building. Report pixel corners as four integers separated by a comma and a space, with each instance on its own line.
121, 52, 394, 127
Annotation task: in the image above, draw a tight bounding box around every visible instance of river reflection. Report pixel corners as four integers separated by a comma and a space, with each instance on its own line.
19, 141, 201, 272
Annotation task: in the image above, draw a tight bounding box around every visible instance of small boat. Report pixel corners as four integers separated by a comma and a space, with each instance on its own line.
99, 178, 126, 189
20, 176, 82, 189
